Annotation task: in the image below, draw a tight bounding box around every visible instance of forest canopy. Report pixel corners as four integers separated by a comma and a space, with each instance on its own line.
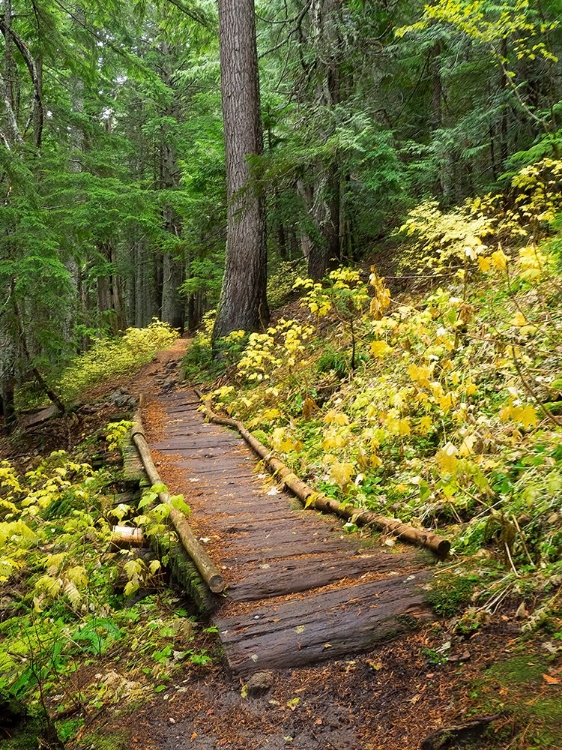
1, 0, 562, 417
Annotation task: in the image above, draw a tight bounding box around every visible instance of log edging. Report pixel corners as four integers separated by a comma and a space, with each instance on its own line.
131, 401, 227, 594
195, 389, 450, 557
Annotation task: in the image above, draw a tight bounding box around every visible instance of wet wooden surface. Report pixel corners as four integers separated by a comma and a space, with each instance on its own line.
148, 389, 434, 675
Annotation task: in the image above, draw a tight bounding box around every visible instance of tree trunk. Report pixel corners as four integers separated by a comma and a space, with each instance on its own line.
159, 41, 185, 331
213, 0, 268, 343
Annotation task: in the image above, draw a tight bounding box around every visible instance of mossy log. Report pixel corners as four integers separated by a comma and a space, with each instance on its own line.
131, 409, 226, 594
197, 392, 450, 557
151, 533, 219, 615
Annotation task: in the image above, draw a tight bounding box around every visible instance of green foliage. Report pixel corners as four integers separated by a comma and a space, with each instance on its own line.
427, 573, 480, 617
0, 433, 213, 742
317, 349, 349, 379
267, 259, 307, 310
57, 321, 177, 401
106, 421, 133, 452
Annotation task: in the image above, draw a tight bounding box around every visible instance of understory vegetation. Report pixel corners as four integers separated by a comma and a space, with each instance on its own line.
193, 155, 562, 639
0, 328, 214, 748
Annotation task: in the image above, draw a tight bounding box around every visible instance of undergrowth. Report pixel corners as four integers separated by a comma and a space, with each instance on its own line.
57, 320, 177, 402
0, 428, 214, 746
189, 156, 562, 634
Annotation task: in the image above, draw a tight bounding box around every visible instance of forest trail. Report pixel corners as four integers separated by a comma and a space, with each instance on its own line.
140, 353, 434, 676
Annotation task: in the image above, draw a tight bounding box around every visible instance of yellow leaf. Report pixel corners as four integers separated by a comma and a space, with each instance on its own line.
516, 404, 539, 430
370, 340, 393, 358
408, 363, 431, 388
437, 392, 454, 413
490, 249, 508, 271
271, 427, 287, 451
435, 443, 458, 475
511, 312, 528, 327
263, 408, 281, 420
324, 409, 349, 425
499, 404, 514, 422
418, 416, 432, 434
304, 492, 319, 509
478, 256, 492, 272
321, 428, 349, 451
329, 462, 355, 489
398, 418, 411, 436
66, 565, 88, 588
458, 434, 477, 457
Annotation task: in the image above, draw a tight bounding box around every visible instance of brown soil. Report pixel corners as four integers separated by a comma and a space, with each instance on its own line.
90, 615, 531, 750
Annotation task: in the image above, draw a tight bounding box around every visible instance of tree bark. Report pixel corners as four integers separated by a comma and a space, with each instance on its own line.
213, 0, 268, 343
159, 40, 185, 331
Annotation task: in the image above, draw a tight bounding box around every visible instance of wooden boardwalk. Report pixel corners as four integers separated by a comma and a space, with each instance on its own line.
148, 389, 433, 676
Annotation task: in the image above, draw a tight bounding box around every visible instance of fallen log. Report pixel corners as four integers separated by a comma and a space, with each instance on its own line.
196, 392, 450, 557
130, 408, 226, 594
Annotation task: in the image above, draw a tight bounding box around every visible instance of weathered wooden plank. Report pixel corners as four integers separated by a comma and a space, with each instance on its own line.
152, 438, 241, 450
218, 538, 347, 564
215, 572, 432, 674
213, 513, 310, 530
227, 551, 428, 602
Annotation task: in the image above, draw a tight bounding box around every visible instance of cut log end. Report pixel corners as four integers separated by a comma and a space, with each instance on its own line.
111, 525, 144, 547
208, 574, 227, 594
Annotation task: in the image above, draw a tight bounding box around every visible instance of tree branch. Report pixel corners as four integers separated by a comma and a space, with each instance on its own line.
258, 0, 312, 60
0, 70, 22, 146
0, 17, 43, 147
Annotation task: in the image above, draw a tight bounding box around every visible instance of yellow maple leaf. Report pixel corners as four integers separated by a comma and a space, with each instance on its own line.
321, 428, 349, 451
511, 311, 527, 327
515, 404, 539, 430
518, 245, 546, 281
398, 418, 411, 436
435, 443, 459, 475
418, 415, 432, 433
370, 340, 393, 357
263, 408, 281, 420
329, 462, 356, 489
408, 363, 431, 388
438, 392, 454, 413
386, 411, 400, 435
499, 403, 514, 422
324, 409, 349, 425
490, 249, 509, 271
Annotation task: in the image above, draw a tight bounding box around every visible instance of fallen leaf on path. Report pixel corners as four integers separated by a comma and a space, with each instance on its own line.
542, 673, 560, 685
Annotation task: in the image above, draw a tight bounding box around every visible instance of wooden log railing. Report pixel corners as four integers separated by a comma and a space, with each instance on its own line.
130, 404, 226, 595
196, 391, 450, 558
